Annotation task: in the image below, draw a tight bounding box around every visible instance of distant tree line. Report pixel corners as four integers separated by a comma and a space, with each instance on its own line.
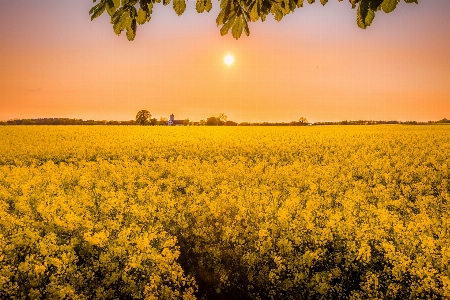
134, 111, 240, 126
1, 117, 449, 126
314, 119, 450, 126
0, 118, 137, 126
238, 122, 291, 126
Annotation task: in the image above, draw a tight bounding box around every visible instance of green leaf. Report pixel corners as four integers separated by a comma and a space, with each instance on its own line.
249, 1, 259, 21
369, 0, 383, 10
129, 6, 137, 19
111, 8, 124, 24
381, 0, 397, 13
271, 4, 283, 21
89, 2, 99, 14
145, 1, 154, 15
217, 0, 233, 25
113, 10, 130, 35
220, 0, 229, 10
307, 0, 315, 4
126, 28, 135, 40
90, 0, 107, 20
288, 0, 296, 11
320, 0, 328, 6
173, 0, 186, 15
220, 13, 236, 35
196, 0, 205, 13
357, 18, 366, 29
365, 8, 375, 26
216, 9, 226, 25
296, 0, 304, 8
404, 0, 418, 3
136, 7, 147, 24
243, 7, 251, 20
205, 0, 213, 12
243, 17, 250, 36
196, 0, 212, 13
106, 0, 116, 16
232, 15, 244, 39
281, 0, 294, 13
126, 18, 137, 41
261, 0, 271, 14
113, 20, 122, 35
357, 0, 369, 28
163, 0, 170, 6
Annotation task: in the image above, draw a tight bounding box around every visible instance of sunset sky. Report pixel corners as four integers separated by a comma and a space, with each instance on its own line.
1, 0, 449, 123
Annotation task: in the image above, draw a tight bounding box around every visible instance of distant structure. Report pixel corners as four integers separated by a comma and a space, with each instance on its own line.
167, 114, 184, 126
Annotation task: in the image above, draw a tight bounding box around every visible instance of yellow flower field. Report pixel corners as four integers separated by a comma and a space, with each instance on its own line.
0, 125, 449, 299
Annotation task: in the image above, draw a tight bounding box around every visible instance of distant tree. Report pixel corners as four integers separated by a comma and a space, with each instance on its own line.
159, 117, 168, 125
225, 120, 238, 126
206, 117, 219, 126
218, 113, 228, 122
90, 0, 419, 41
199, 119, 206, 126
216, 113, 227, 126
121, 120, 136, 125
136, 110, 151, 125
183, 118, 190, 126
150, 118, 158, 126
299, 117, 308, 125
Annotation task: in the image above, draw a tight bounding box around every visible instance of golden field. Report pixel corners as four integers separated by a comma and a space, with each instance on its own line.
0, 125, 449, 299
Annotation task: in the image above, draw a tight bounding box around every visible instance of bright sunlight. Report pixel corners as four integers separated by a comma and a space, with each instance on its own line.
224, 54, 234, 66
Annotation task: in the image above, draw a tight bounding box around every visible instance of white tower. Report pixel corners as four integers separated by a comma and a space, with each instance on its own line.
168, 114, 174, 126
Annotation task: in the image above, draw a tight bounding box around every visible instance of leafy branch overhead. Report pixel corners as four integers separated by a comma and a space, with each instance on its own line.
90, 0, 418, 41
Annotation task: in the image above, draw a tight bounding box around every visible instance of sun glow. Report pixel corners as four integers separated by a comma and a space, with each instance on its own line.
224, 54, 234, 66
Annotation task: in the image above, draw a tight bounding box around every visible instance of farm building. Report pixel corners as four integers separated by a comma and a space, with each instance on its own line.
167, 114, 184, 126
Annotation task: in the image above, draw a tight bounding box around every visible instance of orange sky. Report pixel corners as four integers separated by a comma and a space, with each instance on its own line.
0, 0, 449, 123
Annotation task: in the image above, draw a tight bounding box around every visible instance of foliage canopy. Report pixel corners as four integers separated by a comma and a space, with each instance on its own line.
136, 110, 152, 125
90, 0, 418, 41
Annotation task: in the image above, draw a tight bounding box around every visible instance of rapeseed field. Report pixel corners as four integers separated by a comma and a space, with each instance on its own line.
0, 126, 449, 299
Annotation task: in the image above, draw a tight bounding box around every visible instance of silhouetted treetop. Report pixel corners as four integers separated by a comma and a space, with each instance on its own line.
90, 0, 418, 41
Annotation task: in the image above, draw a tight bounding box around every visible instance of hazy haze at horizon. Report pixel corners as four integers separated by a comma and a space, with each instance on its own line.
0, 0, 449, 122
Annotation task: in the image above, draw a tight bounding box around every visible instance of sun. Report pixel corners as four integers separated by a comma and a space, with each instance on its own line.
224, 54, 234, 66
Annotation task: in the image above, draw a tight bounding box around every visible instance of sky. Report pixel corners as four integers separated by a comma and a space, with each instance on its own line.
0, 0, 449, 123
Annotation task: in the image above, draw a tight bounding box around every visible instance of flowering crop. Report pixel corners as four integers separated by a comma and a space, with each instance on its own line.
0, 125, 449, 299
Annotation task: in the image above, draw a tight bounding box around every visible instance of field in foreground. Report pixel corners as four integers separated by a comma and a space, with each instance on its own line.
0, 125, 449, 299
